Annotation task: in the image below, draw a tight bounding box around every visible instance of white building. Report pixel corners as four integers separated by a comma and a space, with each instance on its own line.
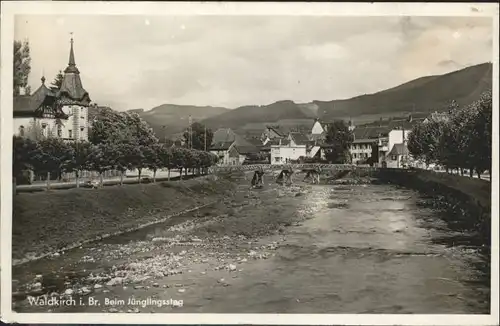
13, 37, 91, 141
382, 129, 412, 168
270, 133, 310, 164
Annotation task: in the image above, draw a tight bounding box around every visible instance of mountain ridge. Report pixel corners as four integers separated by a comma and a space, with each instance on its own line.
124, 62, 492, 138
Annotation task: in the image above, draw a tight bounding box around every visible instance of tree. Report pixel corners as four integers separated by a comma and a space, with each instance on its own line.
123, 112, 159, 147
144, 143, 163, 182
12, 136, 38, 193
407, 123, 426, 164
171, 147, 189, 179
50, 70, 64, 91
199, 151, 218, 175
324, 120, 354, 164
419, 114, 449, 167
183, 122, 213, 150
13, 40, 31, 96
31, 138, 73, 190
66, 141, 93, 188
158, 145, 173, 180
114, 142, 136, 185
127, 145, 149, 183
406, 90, 491, 178
88, 143, 116, 186
89, 109, 132, 145
467, 91, 492, 178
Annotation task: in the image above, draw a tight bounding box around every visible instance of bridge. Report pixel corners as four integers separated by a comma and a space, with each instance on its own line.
210, 164, 378, 174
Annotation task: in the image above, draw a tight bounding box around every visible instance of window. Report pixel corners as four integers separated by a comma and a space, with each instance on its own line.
275, 157, 281, 162
391, 155, 397, 160
68, 130, 73, 138
57, 125, 62, 137
19, 126, 25, 136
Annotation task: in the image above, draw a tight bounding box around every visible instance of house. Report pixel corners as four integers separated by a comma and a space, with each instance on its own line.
270, 133, 308, 164
210, 141, 239, 165
210, 132, 260, 165
350, 138, 375, 164
378, 128, 413, 168
349, 125, 384, 164
387, 129, 411, 156
14, 37, 92, 141
385, 143, 410, 168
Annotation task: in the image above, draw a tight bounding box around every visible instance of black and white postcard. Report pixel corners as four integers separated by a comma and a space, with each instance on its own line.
1, 2, 498, 325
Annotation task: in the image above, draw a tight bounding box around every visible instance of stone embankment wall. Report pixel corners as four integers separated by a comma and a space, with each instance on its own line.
376, 168, 491, 242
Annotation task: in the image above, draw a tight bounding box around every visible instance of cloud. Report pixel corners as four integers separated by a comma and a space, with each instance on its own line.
15, 15, 493, 110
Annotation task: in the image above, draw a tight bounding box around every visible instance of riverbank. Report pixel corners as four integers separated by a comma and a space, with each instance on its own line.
12, 175, 239, 263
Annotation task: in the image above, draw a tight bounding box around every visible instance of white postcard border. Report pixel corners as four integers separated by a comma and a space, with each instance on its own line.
1, 1, 499, 325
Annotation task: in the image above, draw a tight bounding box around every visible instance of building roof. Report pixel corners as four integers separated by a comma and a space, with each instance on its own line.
289, 132, 310, 145
388, 143, 409, 156
353, 126, 390, 139
57, 38, 91, 106
234, 145, 260, 154
242, 137, 264, 147
232, 136, 260, 154
13, 95, 34, 114
210, 141, 234, 151
387, 118, 424, 131
14, 78, 60, 117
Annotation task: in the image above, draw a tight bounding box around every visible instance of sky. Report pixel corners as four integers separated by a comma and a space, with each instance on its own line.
15, 15, 493, 111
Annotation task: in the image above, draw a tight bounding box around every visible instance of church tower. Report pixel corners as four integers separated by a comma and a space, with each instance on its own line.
58, 36, 91, 141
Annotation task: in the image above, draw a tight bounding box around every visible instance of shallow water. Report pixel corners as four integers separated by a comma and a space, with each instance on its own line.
187, 184, 490, 313
12, 182, 490, 314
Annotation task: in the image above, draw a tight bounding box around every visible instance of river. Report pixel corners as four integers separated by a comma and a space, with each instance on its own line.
12, 178, 490, 314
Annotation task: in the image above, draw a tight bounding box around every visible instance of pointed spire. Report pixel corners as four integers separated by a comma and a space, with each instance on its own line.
69, 36, 75, 66
64, 33, 80, 74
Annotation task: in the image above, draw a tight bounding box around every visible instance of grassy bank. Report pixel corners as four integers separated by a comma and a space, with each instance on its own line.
12, 176, 238, 262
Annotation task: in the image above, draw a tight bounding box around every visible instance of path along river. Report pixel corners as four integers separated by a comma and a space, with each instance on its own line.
12, 175, 490, 314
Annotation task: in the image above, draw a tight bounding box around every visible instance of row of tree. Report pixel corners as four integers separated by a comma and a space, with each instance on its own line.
407, 90, 492, 178
14, 108, 219, 190
13, 137, 219, 188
